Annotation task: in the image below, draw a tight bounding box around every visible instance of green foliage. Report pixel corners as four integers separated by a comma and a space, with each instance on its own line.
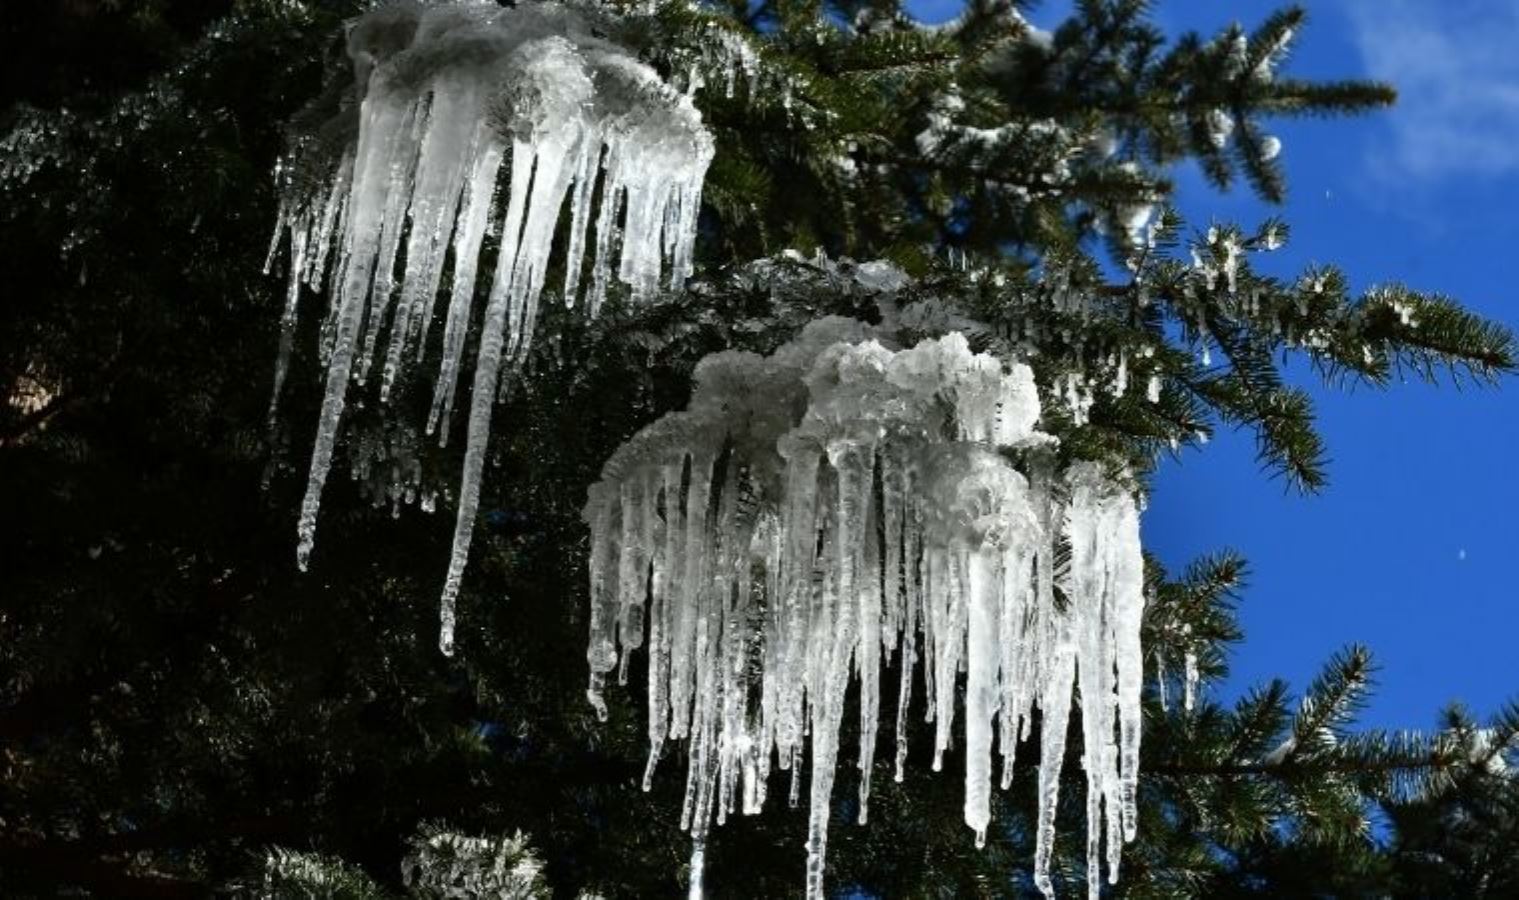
242, 824, 552, 899
400, 824, 549, 899
253, 848, 390, 899
1378, 705, 1519, 896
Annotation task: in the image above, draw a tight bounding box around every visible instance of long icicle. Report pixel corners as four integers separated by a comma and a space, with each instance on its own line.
583, 323, 1146, 898
269, 3, 714, 651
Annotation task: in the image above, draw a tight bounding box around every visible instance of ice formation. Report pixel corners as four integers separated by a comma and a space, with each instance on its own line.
1206, 108, 1235, 149
583, 321, 1147, 898
266, 1, 713, 653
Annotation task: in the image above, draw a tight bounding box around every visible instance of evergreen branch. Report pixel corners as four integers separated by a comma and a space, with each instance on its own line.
1086, 387, 1210, 465
1224, 679, 1291, 764
1233, 118, 1286, 203
1329, 287, 1517, 385
1178, 550, 1247, 608
1334, 729, 1466, 802
1148, 754, 1452, 780
1, 348, 130, 447
1244, 5, 1305, 77
1194, 303, 1330, 491
1290, 645, 1376, 752
1190, 374, 1327, 492
0, 833, 203, 899
1480, 699, 1519, 767
256, 847, 389, 899
1255, 78, 1396, 117
824, 33, 961, 76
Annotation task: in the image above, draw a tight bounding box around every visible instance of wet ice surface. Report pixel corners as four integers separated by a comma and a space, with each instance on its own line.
584, 320, 1146, 898
267, 2, 713, 654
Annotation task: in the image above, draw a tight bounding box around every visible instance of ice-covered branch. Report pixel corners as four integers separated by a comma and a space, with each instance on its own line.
584, 321, 1146, 898
267, 1, 714, 654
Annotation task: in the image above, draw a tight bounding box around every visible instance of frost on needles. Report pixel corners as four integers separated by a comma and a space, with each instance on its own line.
265, 1, 713, 654
583, 316, 1147, 899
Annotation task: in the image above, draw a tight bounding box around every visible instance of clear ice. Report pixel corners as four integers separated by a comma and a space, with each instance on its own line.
266, 2, 714, 654
583, 321, 1147, 898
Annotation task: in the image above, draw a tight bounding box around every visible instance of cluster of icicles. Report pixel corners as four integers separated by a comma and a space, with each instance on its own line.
266, 1, 714, 653
583, 318, 1146, 898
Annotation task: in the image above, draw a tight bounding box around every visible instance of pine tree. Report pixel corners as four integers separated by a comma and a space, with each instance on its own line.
1, 0, 1514, 897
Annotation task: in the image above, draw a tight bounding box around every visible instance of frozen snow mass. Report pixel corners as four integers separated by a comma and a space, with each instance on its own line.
263, 3, 1150, 895
584, 317, 1147, 898
264, 0, 714, 655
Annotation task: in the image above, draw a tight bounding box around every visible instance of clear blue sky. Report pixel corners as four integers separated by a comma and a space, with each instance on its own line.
911, 0, 1519, 729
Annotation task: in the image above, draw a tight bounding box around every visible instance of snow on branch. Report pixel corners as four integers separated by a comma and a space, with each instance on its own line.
402, 823, 548, 899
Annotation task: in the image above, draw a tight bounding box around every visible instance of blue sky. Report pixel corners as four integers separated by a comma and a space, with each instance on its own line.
914, 0, 1519, 729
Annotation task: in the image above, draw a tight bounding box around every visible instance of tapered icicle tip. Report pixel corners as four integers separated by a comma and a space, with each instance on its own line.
1035, 873, 1055, 899
687, 839, 706, 900
438, 608, 456, 657
587, 671, 609, 721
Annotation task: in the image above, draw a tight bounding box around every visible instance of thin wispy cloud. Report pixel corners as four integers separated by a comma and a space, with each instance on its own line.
1345, 0, 1519, 180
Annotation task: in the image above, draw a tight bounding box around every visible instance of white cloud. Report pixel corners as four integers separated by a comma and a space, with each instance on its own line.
1345, 0, 1519, 179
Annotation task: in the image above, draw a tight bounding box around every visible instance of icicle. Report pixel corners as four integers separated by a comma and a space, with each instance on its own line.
584, 321, 1148, 899
1183, 642, 1199, 712
269, 2, 714, 651
267, 206, 309, 426
1206, 108, 1235, 149
1155, 650, 1169, 711
1031, 610, 1075, 899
